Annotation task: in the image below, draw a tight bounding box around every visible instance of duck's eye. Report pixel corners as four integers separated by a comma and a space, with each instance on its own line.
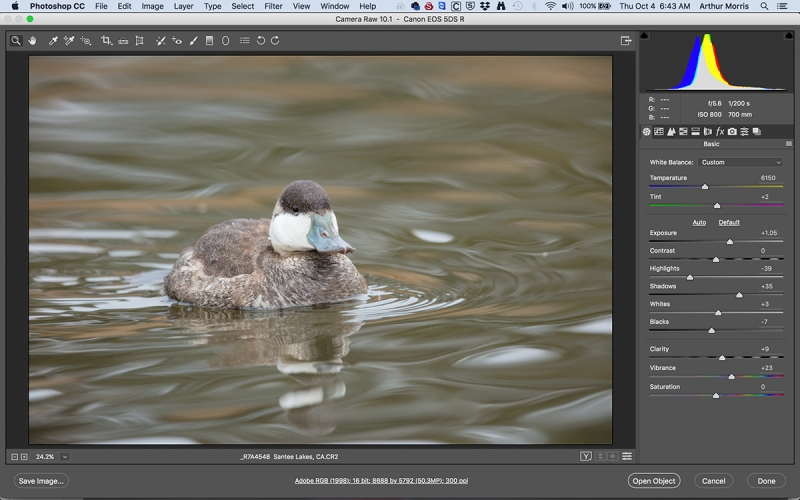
291, 205, 299, 213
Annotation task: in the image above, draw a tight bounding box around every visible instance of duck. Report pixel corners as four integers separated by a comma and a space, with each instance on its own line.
164, 180, 368, 310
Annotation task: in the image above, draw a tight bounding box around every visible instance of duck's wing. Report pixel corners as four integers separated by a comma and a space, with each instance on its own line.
192, 219, 272, 278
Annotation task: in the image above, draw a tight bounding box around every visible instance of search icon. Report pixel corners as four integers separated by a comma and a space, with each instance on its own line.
10, 35, 21, 46
761, 1, 768, 8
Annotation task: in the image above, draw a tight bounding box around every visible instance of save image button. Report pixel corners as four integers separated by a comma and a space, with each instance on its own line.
14, 473, 69, 488
628, 473, 681, 489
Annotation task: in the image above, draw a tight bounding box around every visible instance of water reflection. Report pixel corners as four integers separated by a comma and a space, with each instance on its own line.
29, 56, 612, 444
170, 304, 362, 435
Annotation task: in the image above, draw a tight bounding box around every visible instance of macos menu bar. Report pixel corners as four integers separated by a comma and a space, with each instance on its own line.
4, 0, 800, 13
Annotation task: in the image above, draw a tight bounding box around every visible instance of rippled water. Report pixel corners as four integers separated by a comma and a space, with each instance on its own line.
29, 56, 612, 444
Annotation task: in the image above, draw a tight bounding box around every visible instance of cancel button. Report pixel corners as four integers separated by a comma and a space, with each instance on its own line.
748, 473, 786, 488
695, 473, 733, 488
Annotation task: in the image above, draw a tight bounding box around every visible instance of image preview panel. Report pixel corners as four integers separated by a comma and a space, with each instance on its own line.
28, 55, 613, 445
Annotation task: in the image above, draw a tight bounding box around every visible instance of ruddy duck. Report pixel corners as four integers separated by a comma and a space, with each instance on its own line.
164, 180, 368, 309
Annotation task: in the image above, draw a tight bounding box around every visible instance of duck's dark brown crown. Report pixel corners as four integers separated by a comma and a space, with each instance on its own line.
278, 180, 332, 215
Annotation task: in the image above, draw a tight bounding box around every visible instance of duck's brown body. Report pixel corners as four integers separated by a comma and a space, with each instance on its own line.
164, 218, 368, 310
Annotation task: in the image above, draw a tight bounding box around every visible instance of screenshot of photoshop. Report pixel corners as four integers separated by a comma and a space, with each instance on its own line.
0, 1, 798, 498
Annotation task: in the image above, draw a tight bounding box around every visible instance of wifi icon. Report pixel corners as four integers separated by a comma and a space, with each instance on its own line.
545, 1, 556, 8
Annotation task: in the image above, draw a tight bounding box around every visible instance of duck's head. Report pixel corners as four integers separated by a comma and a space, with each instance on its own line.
269, 180, 356, 256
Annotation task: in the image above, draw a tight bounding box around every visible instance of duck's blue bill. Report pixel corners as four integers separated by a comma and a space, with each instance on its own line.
307, 212, 355, 254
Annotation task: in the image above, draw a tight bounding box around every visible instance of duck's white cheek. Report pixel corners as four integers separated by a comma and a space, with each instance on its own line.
331, 212, 339, 233
271, 213, 314, 251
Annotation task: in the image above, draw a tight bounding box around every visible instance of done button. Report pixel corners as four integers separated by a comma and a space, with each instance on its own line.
748, 473, 786, 488
628, 473, 681, 489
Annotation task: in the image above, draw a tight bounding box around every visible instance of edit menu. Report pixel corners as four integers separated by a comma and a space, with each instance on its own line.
636, 30, 795, 473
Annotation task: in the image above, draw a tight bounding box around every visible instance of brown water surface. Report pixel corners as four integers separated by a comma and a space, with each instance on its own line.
29, 56, 612, 444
